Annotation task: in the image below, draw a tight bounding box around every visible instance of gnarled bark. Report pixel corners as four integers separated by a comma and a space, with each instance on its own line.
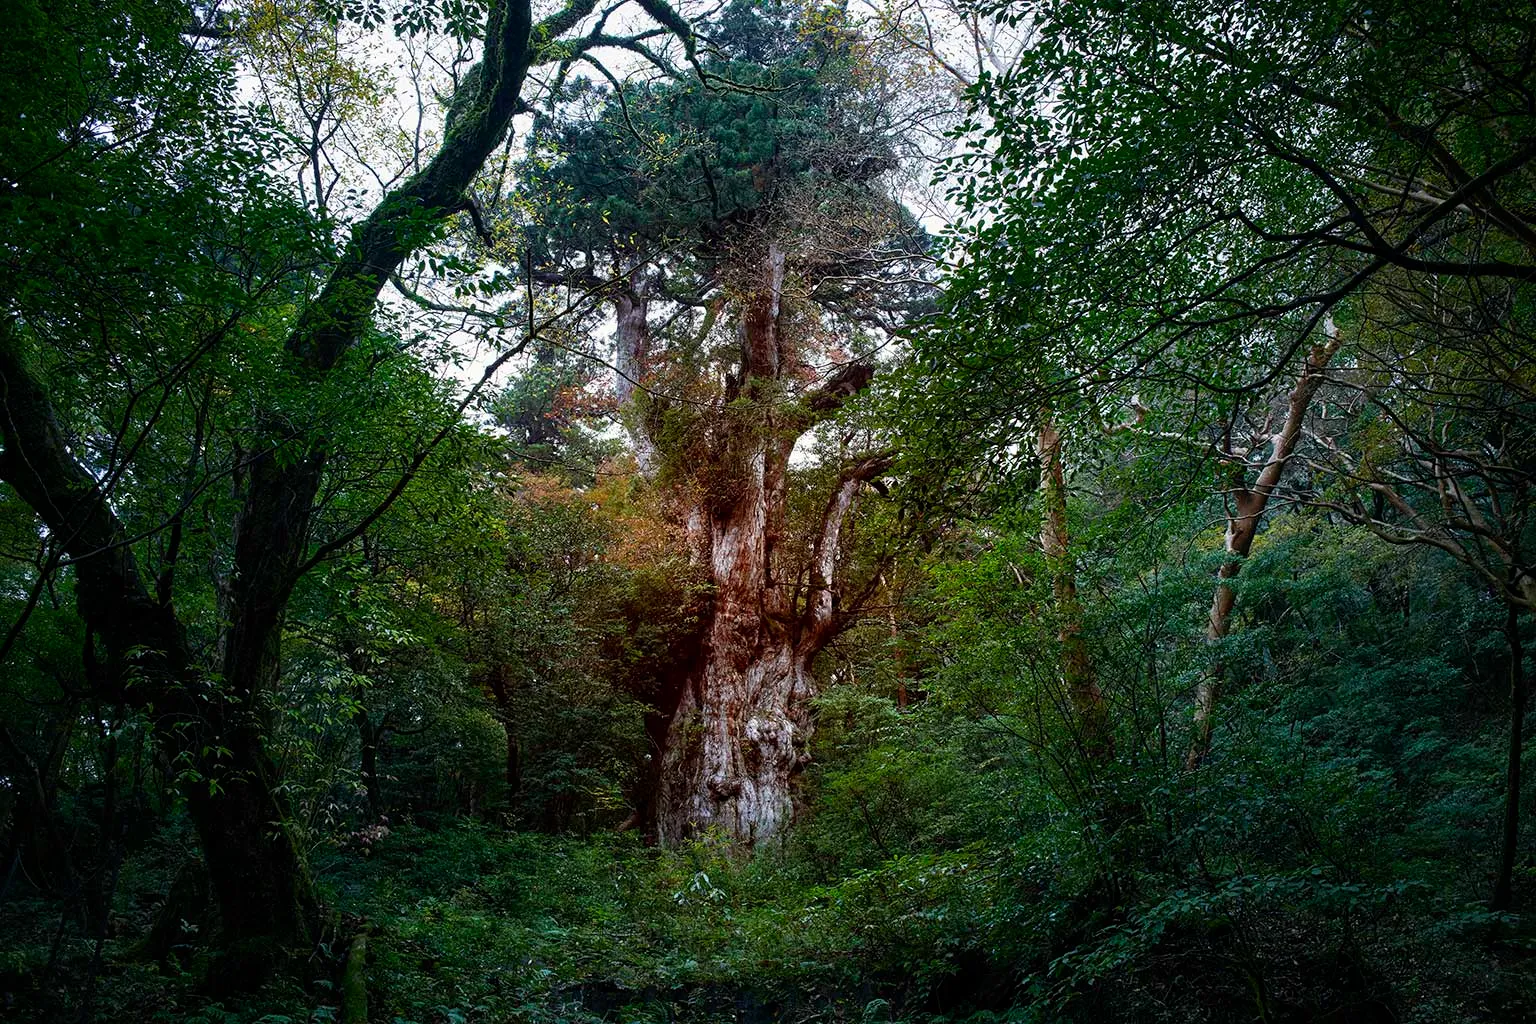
657, 642, 815, 844
650, 246, 889, 845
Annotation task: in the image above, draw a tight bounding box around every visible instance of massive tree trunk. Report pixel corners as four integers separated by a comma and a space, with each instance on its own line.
657, 640, 817, 845
654, 457, 888, 844
1187, 332, 1340, 768
648, 245, 888, 845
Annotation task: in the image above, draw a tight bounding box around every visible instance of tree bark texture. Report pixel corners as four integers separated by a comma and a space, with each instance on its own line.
1187, 332, 1341, 768
614, 267, 660, 477
648, 245, 888, 845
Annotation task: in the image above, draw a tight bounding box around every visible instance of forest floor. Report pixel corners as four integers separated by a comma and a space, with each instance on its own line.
8, 809, 1536, 1024
3, 820, 1014, 1024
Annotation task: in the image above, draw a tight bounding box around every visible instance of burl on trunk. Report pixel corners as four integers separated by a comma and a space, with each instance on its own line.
626, 245, 888, 845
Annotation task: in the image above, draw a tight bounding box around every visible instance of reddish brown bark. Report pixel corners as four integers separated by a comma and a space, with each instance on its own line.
647, 245, 889, 845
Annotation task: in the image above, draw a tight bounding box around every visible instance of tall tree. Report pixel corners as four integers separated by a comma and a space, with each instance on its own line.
909, 0, 1535, 901
512, 0, 931, 843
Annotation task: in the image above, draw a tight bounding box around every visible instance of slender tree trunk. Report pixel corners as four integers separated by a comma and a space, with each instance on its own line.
201, 452, 324, 955
0, 720, 76, 900
484, 666, 522, 800
1187, 333, 1340, 768
1494, 602, 1526, 911
356, 711, 383, 819
344, 633, 387, 820
505, 722, 522, 801
1188, 487, 1264, 768
1037, 419, 1110, 757
614, 268, 660, 477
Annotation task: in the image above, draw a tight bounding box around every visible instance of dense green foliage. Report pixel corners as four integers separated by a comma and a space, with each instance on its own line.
2, 0, 1533, 1022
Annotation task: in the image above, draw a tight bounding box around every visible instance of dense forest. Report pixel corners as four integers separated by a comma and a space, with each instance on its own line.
2, 0, 1534, 1021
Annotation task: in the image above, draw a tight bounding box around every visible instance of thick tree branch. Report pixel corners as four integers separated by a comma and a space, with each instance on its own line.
803, 452, 896, 643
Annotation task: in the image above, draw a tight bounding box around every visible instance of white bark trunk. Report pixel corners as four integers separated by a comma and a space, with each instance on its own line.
641, 242, 884, 846
614, 268, 659, 478
656, 641, 815, 845
1188, 331, 1341, 767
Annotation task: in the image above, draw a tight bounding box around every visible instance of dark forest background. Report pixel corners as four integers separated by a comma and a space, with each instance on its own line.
2, 1, 1534, 1021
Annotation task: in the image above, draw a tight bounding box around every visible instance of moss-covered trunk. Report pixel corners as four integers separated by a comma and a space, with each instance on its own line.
0, 0, 542, 969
